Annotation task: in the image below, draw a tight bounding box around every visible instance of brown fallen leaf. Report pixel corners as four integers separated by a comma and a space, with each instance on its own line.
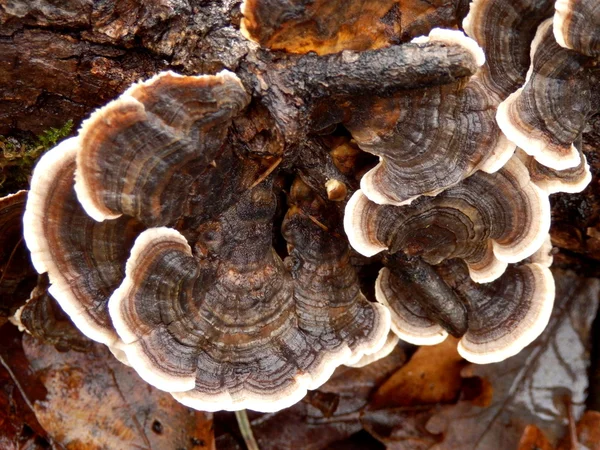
518, 425, 554, 450
22, 334, 214, 450
370, 337, 466, 409
360, 337, 469, 449
424, 270, 600, 449
216, 345, 407, 450
361, 406, 443, 450
0, 191, 37, 327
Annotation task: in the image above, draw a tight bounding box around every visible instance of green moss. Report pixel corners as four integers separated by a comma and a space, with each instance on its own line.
0, 120, 74, 197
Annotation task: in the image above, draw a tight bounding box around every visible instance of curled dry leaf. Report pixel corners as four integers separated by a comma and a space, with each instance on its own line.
370, 337, 465, 410
517, 425, 554, 450
559, 410, 600, 450
12, 275, 93, 353
0, 191, 37, 327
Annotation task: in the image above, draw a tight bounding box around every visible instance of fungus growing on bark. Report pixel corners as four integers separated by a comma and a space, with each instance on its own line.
462, 0, 554, 102
496, 19, 599, 171
23, 70, 389, 412
109, 179, 388, 411
75, 70, 252, 225
516, 145, 592, 194
376, 239, 554, 364
464, 0, 595, 194
553, 0, 600, 57
21, 0, 595, 413
22, 137, 144, 356
344, 156, 551, 283
345, 332, 400, 368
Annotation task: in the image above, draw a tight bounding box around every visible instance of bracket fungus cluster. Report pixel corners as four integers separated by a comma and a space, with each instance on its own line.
23, 70, 390, 412
21, 0, 597, 412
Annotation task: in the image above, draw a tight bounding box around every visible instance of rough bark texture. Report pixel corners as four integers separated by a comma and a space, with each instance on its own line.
0, 0, 250, 136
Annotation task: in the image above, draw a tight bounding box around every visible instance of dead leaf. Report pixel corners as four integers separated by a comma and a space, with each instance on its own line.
371, 337, 465, 409
0, 191, 37, 325
22, 334, 214, 450
0, 324, 51, 449
518, 425, 554, 450
425, 270, 600, 449
360, 337, 467, 449
361, 406, 442, 450
16, 274, 93, 353
216, 345, 406, 450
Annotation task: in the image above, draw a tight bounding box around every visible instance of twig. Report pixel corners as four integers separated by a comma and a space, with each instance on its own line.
565, 396, 579, 449
235, 409, 260, 450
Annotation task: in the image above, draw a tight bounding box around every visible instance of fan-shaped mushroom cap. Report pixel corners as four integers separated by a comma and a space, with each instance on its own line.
452, 245, 555, 364
516, 146, 592, 194
345, 156, 550, 283
376, 253, 466, 345
281, 179, 390, 367
109, 182, 389, 412
74, 70, 250, 225
336, 29, 518, 206
554, 0, 600, 57
345, 332, 400, 368
23, 138, 144, 347
347, 75, 514, 206
462, 0, 554, 102
240, 0, 468, 55
376, 243, 555, 364
496, 19, 597, 171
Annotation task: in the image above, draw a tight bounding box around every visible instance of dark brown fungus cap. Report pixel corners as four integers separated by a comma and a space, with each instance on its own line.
462, 0, 554, 102
376, 253, 466, 345
516, 145, 592, 194
23, 138, 144, 348
554, 0, 600, 57
376, 239, 554, 363
345, 156, 551, 283
497, 19, 598, 170
75, 70, 250, 226
240, 0, 468, 55
345, 332, 400, 368
109, 182, 388, 412
281, 179, 390, 367
337, 29, 516, 206
12, 275, 93, 353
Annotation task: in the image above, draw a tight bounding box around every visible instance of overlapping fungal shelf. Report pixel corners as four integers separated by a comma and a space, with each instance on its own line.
22, 0, 597, 412
24, 70, 390, 412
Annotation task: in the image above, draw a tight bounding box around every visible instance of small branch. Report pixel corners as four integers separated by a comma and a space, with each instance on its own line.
235, 409, 260, 450
279, 41, 480, 99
